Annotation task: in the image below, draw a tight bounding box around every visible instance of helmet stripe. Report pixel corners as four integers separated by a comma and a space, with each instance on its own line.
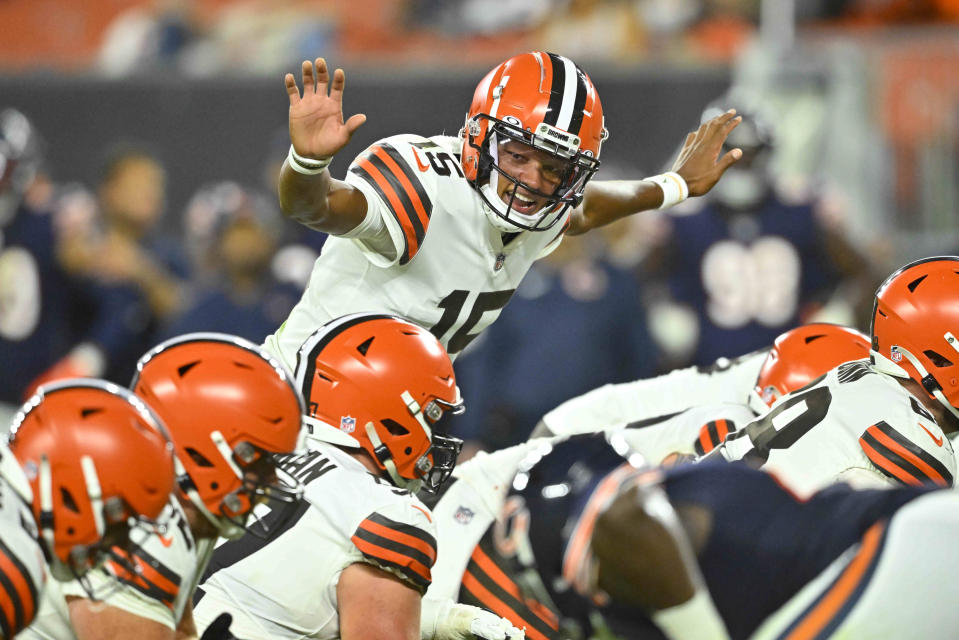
295, 313, 400, 401
567, 66, 589, 136
543, 53, 565, 128
544, 53, 585, 135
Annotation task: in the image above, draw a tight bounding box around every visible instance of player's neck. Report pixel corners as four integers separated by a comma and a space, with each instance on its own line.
897, 378, 959, 434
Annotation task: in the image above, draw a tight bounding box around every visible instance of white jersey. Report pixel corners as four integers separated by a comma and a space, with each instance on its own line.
0, 449, 46, 639
193, 444, 438, 640
21, 497, 209, 638
264, 134, 567, 369
716, 360, 957, 496
538, 349, 767, 437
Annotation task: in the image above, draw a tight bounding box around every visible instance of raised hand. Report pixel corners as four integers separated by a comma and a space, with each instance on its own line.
285, 58, 367, 161
671, 109, 743, 197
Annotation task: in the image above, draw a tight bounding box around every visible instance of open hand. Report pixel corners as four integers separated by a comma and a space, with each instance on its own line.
671, 109, 742, 197
285, 58, 367, 161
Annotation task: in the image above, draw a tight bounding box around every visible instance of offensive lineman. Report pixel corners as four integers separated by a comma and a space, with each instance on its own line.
263, 52, 743, 370
1, 380, 175, 638
194, 314, 522, 640
20, 334, 307, 640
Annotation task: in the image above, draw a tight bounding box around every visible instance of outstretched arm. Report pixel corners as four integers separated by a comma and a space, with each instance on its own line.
567, 109, 743, 235
278, 58, 369, 234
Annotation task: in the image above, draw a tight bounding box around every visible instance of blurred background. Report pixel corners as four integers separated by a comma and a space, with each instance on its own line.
1, 0, 958, 449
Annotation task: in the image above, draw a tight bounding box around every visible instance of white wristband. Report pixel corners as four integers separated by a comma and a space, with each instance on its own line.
649, 172, 689, 209
651, 588, 730, 640
287, 145, 331, 175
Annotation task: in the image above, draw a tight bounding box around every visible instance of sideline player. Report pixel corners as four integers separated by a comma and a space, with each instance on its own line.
263, 52, 743, 370
194, 314, 521, 640
21, 334, 307, 640
1, 380, 175, 638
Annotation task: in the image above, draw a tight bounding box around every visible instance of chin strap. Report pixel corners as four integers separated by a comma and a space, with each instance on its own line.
889, 344, 959, 421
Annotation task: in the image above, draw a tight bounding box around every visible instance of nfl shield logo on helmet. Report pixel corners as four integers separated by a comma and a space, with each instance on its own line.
891, 347, 903, 363
340, 415, 356, 433
454, 505, 475, 525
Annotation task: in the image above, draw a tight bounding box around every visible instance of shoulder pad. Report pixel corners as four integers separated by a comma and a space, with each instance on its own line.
859, 415, 955, 488
351, 506, 437, 593
349, 134, 460, 265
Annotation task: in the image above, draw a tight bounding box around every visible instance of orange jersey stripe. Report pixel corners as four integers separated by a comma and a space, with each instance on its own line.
861, 427, 948, 486
355, 157, 419, 257
715, 419, 731, 441
783, 522, 886, 640
370, 146, 431, 232
351, 535, 432, 584
462, 570, 554, 640
0, 546, 36, 631
698, 426, 716, 454
357, 518, 437, 565
859, 438, 916, 485
470, 546, 559, 629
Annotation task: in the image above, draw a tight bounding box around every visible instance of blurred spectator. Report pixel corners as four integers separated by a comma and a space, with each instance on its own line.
58, 143, 191, 383
534, 0, 647, 63
451, 232, 659, 454
0, 109, 119, 416
642, 95, 875, 367
96, 0, 200, 76
161, 181, 300, 342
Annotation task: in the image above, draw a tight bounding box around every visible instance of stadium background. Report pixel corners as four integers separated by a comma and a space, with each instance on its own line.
2, 0, 958, 449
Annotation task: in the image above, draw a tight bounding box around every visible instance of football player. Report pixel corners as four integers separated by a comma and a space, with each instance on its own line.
1, 380, 175, 638
532, 323, 871, 465
263, 52, 743, 371
194, 313, 522, 640
487, 432, 959, 639
710, 257, 959, 496
21, 334, 307, 640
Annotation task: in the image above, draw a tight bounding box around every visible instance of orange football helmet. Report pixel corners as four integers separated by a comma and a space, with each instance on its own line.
6, 380, 175, 581
132, 333, 306, 539
870, 256, 959, 421
295, 313, 464, 492
749, 323, 871, 413
461, 51, 607, 232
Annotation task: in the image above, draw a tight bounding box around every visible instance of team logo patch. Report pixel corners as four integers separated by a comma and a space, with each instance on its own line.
454, 506, 475, 525
340, 415, 356, 433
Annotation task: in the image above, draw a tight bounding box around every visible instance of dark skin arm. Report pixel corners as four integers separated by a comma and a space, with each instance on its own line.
567, 110, 743, 235
278, 58, 368, 234
278, 59, 741, 238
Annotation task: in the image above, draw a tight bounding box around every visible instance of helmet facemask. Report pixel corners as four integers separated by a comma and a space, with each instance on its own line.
178, 433, 304, 540
468, 114, 601, 232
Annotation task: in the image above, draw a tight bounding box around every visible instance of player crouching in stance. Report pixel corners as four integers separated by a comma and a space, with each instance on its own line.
20, 334, 307, 640
496, 432, 958, 639
1, 381, 175, 638
194, 313, 523, 640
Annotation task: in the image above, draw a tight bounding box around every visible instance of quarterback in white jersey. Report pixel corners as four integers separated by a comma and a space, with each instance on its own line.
265, 52, 744, 370
21, 334, 307, 640
3, 381, 175, 639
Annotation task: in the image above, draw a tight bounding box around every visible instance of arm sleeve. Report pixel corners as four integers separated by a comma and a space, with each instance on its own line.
343, 135, 438, 267
541, 350, 768, 437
